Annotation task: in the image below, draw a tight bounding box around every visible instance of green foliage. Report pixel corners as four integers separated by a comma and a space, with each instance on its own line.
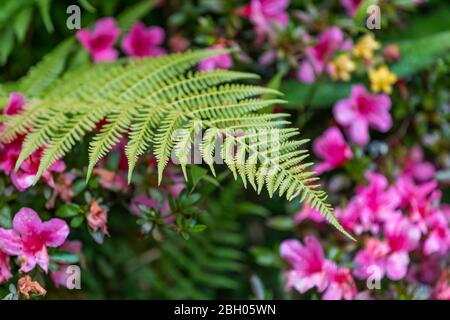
281, 81, 351, 109
0, 0, 54, 65
1, 49, 353, 240
391, 31, 450, 77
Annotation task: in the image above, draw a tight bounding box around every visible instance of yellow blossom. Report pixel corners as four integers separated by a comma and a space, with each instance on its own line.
369, 65, 397, 94
353, 34, 380, 60
330, 54, 356, 81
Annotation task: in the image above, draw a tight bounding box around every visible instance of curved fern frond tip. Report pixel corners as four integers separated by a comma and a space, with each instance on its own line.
2, 49, 354, 240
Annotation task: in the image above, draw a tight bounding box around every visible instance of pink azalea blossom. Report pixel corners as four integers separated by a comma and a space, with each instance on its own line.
12, 150, 66, 191
121, 22, 166, 57
313, 126, 353, 173
87, 200, 109, 236
395, 176, 440, 231
322, 265, 357, 300
0, 99, 66, 192
401, 146, 435, 181
340, 0, 362, 17
384, 217, 421, 280
423, 209, 450, 256
297, 27, 351, 83
198, 44, 233, 72
0, 208, 69, 273
238, 0, 289, 41
353, 237, 389, 280
0, 250, 12, 284
50, 240, 82, 288
76, 17, 120, 62
333, 85, 392, 145
280, 236, 334, 293
4, 92, 25, 115
352, 172, 401, 234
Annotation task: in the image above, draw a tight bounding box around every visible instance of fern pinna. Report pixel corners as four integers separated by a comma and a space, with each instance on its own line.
0, 49, 354, 240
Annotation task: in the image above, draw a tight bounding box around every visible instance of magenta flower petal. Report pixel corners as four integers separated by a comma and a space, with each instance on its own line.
76, 17, 120, 62
4, 92, 26, 115
333, 99, 355, 125
0, 229, 22, 256
386, 252, 409, 280
12, 207, 42, 236
121, 22, 165, 58
41, 219, 70, 248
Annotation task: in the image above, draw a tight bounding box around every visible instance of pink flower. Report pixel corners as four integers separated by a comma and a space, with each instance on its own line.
395, 176, 440, 230
76, 17, 120, 62
423, 210, 450, 256
0, 208, 69, 273
333, 85, 392, 145
353, 237, 389, 280
199, 44, 233, 72
16, 151, 65, 191
4, 92, 25, 115
384, 217, 421, 280
313, 126, 353, 173
322, 265, 357, 300
340, 0, 362, 17
0, 250, 12, 284
50, 240, 82, 288
294, 204, 326, 224
401, 146, 435, 181
352, 172, 401, 234
432, 271, 450, 300
297, 27, 351, 83
87, 200, 109, 236
238, 0, 289, 41
280, 236, 334, 293
121, 22, 166, 58
0, 139, 66, 191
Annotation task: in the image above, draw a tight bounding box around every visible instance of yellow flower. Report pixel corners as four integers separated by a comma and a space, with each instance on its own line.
353, 34, 380, 60
330, 54, 356, 81
369, 65, 397, 94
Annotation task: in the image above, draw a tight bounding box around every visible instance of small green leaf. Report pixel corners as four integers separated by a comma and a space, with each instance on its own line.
267, 216, 295, 231
56, 204, 82, 218
70, 215, 85, 228
189, 224, 207, 233
0, 207, 12, 229
36, 0, 54, 33
50, 252, 80, 264
189, 165, 208, 189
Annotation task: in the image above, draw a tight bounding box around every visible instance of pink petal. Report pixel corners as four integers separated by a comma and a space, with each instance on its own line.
333, 99, 355, 126
34, 246, 50, 273
4, 92, 26, 115
386, 252, 409, 280
92, 48, 119, 62
0, 228, 22, 255
92, 17, 120, 40
349, 119, 369, 145
19, 253, 37, 273
280, 239, 303, 266
147, 26, 165, 46
297, 61, 316, 83
12, 208, 42, 236
76, 29, 92, 50
41, 219, 70, 247
10, 171, 35, 191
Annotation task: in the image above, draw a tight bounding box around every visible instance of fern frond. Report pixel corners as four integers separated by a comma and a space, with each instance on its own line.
2, 49, 353, 240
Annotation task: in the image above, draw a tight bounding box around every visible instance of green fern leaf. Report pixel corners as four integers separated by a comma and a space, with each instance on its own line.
2, 49, 354, 240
